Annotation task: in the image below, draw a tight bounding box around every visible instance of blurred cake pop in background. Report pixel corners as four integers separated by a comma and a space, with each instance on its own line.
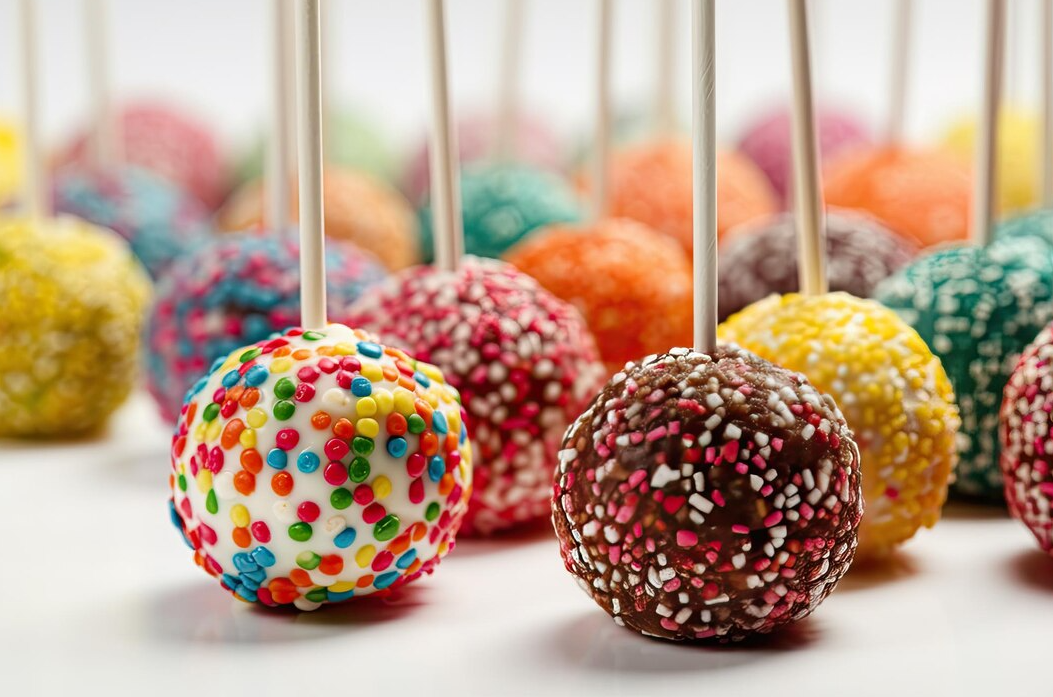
822, 146, 972, 248
0, 216, 151, 437
418, 163, 582, 261
737, 103, 871, 206
505, 217, 692, 372
941, 108, 1043, 215
54, 100, 230, 211
216, 167, 419, 271
718, 209, 917, 320
0, 117, 20, 206
52, 165, 212, 278
144, 232, 386, 423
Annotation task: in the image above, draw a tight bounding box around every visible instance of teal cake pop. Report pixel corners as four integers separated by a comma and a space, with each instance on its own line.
418, 163, 582, 261
998, 208, 1053, 245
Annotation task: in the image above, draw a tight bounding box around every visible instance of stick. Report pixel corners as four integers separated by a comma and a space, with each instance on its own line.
692, 0, 717, 353
295, 0, 328, 329
85, 0, 117, 166
284, 1, 299, 185
322, 0, 333, 162
19, 0, 47, 220
974, 0, 1006, 247
592, 0, 612, 220
495, 0, 525, 161
1042, 0, 1053, 207
268, 0, 291, 232
787, 0, 827, 296
655, 0, 677, 136
425, 0, 464, 271
887, 0, 911, 144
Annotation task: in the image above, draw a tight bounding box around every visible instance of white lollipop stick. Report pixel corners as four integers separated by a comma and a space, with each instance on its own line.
787, 0, 827, 296
592, 0, 613, 220
974, 0, 1006, 247
268, 0, 292, 232
692, 0, 716, 353
295, 0, 327, 330
85, 0, 117, 166
655, 0, 677, 136
1042, 0, 1053, 207
322, 0, 334, 162
495, 0, 525, 161
887, 0, 912, 145
19, 0, 47, 220
426, 0, 464, 272
284, 2, 299, 185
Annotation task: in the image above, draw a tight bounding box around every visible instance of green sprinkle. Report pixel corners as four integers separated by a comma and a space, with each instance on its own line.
425, 502, 440, 521
302, 330, 324, 341
202, 402, 220, 422
288, 522, 313, 541
274, 377, 296, 400
177, 474, 187, 492
273, 400, 295, 421
349, 456, 371, 483
330, 488, 352, 510
239, 347, 262, 363
407, 414, 426, 434
373, 514, 401, 542
296, 551, 322, 570
352, 436, 375, 456
305, 587, 328, 603
205, 489, 218, 514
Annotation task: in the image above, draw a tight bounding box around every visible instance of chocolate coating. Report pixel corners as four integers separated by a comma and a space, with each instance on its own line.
553, 346, 863, 641
718, 210, 917, 320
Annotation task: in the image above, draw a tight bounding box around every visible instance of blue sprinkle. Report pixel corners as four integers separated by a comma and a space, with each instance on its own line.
396, 549, 418, 570
221, 369, 241, 388
239, 575, 261, 592
297, 450, 321, 473
428, 455, 445, 482
414, 371, 431, 387
244, 364, 269, 387
334, 527, 357, 549
460, 426, 467, 445
432, 411, 448, 434
373, 571, 400, 590
221, 573, 240, 590
266, 448, 288, 470
251, 546, 276, 567
350, 376, 372, 397
386, 437, 408, 458
241, 568, 267, 584
209, 355, 227, 374
232, 553, 258, 573
357, 341, 383, 358
327, 588, 355, 603
234, 586, 258, 603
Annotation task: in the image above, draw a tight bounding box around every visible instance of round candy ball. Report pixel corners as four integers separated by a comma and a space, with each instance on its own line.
145, 232, 386, 423
217, 167, 419, 271
403, 111, 566, 204
823, 146, 972, 249
1000, 323, 1053, 555
505, 217, 693, 373
718, 209, 917, 320
737, 103, 870, 206
55, 100, 229, 210
0, 216, 151, 437
418, 163, 582, 262
346, 257, 605, 535
590, 140, 778, 254
721, 292, 959, 556
0, 117, 20, 206
941, 108, 1041, 216
875, 237, 1053, 499
553, 346, 863, 641
52, 165, 212, 278
235, 108, 399, 187
168, 323, 473, 610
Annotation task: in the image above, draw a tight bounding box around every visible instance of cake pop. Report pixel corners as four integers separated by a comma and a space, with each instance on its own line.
589, 140, 778, 253
737, 104, 870, 206
1000, 322, 1053, 554
55, 100, 229, 210
347, 257, 604, 535
941, 108, 1041, 215
875, 0, 1050, 500
418, 163, 582, 262
216, 167, 419, 271
52, 165, 211, 278
717, 209, 916, 320
145, 232, 386, 423
0, 117, 20, 206
505, 218, 693, 373
0, 216, 150, 437
822, 146, 972, 248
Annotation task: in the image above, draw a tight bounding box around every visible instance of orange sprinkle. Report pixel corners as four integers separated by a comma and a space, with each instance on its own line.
226, 385, 245, 403
289, 569, 313, 587
292, 348, 312, 360
315, 345, 336, 357
233, 470, 256, 495
311, 410, 332, 430
415, 399, 434, 420
410, 522, 427, 542
333, 418, 355, 440
273, 346, 292, 358
318, 555, 344, 576
356, 574, 375, 588
398, 376, 417, 391
406, 559, 423, 575
221, 419, 246, 449
420, 431, 439, 457
240, 448, 263, 474
387, 532, 411, 555
184, 401, 198, 426
444, 433, 459, 454
381, 365, 399, 382
239, 388, 260, 409
271, 471, 294, 496
232, 526, 252, 548
439, 472, 455, 496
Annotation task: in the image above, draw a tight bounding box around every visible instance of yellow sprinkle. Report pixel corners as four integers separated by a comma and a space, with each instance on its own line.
361, 363, 383, 382
355, 545, 376, 568
230, 504, 250, 527
246, 407, 268, 428
419, 363, 444, 384
373, 475, 392, 499
394, 389, 416, 416
205, 419, 222, 442
196, 469, 213, 493
239, 428, 257, 448
329, 581, 355, 593
334, 342, 356, 355
446, 409, 461, 434
356, 397, 378, 418
192, 421, 208, 442
373, 389, 394, 416
269, 357, 293, 374
357, 418, 379, 439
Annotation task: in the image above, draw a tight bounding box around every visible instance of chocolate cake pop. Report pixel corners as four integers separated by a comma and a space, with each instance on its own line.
718, 209, 916, 320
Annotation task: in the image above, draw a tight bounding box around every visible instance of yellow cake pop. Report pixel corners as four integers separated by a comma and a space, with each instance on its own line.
0, 118, 21, 206
721, 293, 959, 556
0, 217, 151, 437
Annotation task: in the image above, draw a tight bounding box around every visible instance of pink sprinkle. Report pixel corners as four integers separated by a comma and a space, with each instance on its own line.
646, 426, 668, 442
763, 511, 783, 527
721, 441, 738, 463
627, 470, 648, 488
771, 438, 784, 452
676, 530, 699, 547
731, 524, 749, 534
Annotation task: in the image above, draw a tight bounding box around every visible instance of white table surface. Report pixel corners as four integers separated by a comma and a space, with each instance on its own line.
3, 391, 1052, 697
